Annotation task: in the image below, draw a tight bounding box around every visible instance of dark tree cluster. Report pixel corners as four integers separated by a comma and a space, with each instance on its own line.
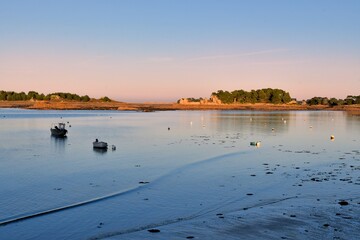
306, 95, 360, 106
212, 88, 292, 104
184, 98, 204, 103
0, 90, 91, 102
99, 96, 111, 102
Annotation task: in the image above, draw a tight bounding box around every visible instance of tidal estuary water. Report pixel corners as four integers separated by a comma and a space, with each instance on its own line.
0, 109, 359, 239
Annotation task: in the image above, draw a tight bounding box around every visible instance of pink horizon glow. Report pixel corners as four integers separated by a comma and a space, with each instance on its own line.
1, 50, 359, 102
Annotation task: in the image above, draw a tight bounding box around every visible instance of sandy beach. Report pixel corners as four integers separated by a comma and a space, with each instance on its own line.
1, 100, 360, 113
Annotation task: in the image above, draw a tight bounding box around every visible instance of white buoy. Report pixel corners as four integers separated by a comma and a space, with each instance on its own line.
250, 141, 261, 147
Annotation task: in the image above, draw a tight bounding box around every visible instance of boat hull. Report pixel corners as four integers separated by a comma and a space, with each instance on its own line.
50, 128, 68, 137
93, 141, 108, 149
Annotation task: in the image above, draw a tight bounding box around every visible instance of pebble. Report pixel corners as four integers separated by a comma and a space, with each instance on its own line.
338, 200, 349, 206
139, 181, 149, 184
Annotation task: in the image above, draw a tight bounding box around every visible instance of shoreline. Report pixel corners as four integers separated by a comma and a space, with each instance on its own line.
0, 100, 359, 114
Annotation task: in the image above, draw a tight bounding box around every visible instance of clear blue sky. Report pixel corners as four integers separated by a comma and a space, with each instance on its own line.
1, 0, 359, 101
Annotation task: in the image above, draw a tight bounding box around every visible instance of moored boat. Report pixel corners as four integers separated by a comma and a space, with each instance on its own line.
50, 123, 68, 137
93, 139, 108, 149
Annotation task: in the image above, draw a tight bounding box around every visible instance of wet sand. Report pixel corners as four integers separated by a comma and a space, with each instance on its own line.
1, 134, 359, 239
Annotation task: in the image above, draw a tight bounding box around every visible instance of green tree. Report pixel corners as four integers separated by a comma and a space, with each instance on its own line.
270, 89, 282, 104
257, 89, 266, 102
100, 96, 111, 102
282, 92, 291, 103
27, 91, 39, 100
214, 90, 233, 103
355, 95, 360, 104
81, 95, 90, 102
328, 98, 338, 106
0, 91, 6, 100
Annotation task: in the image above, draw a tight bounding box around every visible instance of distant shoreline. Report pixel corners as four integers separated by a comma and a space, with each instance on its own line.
0, 100, 359, 114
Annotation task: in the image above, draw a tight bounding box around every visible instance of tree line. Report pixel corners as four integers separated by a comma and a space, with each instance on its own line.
182, 88, 360, 106
0, 90, 112, 102
212, 88, 292, 104
306, 95, 360, 106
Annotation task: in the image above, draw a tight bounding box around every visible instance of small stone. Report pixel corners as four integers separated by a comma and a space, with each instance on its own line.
338, 200, 349, 206
139, 181, 149, 184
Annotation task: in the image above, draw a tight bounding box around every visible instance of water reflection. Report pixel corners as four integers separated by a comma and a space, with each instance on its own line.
50, 135, 67, 152
210, 111, 292, 134
93, 148, 108, 155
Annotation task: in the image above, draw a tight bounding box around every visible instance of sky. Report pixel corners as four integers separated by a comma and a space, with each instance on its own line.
0, 0, 359, 102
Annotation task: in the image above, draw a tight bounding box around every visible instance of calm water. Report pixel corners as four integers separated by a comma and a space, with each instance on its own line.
0, 108, 359, 225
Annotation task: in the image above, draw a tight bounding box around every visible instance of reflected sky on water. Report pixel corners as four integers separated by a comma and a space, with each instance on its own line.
0, 108, 359, 221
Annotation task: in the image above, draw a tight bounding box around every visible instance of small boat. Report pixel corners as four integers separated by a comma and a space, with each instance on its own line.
50, 123, 68, 137
93, 139, 108, 149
